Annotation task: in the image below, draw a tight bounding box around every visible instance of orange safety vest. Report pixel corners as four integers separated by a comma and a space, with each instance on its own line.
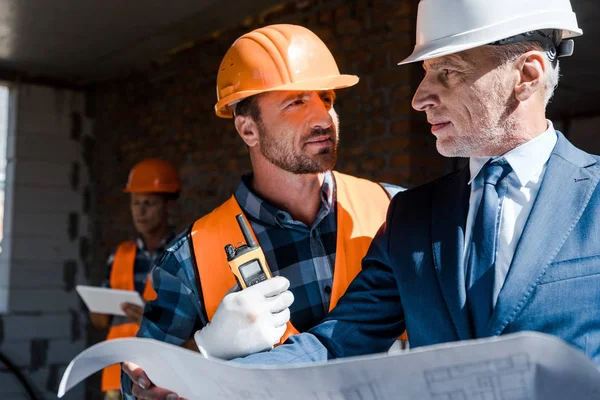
101, 241, 157, 392
189, 171, 408, 344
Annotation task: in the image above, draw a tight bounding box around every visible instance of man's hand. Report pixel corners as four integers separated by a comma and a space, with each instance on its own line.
194, 276, 294, 360
89, 312, 111, 330
123, 362, 186, 400
182, 338, 199, 352
121, 303, 144, 325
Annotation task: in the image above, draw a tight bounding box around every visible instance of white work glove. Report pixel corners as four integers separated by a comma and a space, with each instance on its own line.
194, 276, 294, 360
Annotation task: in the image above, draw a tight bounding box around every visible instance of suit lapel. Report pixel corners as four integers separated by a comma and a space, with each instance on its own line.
431, 166, 472, 340
488, 133, 600, 335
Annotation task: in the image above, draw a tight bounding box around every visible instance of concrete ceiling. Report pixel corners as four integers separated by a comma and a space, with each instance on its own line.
0, 0, 279, 83
0, 0, 595, 117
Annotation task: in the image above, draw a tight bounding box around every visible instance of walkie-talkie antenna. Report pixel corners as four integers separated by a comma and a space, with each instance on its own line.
235, 214, 257, 248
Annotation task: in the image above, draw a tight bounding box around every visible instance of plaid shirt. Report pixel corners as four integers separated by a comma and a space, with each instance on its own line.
122, 172, 401, 398
102, 234, 176, 295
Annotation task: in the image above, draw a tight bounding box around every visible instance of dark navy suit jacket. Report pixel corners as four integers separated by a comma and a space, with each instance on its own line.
238, 132, 600, 366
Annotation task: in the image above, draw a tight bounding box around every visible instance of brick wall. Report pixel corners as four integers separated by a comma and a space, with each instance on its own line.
91, 0, 451, 264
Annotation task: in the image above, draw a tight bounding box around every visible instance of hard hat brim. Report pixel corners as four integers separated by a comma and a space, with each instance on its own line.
123, 185, 181, 194
215, 74, 359, 118
398, 12, 583, 66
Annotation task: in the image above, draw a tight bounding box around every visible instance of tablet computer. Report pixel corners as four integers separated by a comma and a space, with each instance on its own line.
76, 285, 144, 316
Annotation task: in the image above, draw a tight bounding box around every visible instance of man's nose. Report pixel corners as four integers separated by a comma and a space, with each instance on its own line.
412, 76, 440, 112
308, 95, 333, 130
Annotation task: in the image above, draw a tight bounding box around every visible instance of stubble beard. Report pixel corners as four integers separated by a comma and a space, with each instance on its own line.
435, 72, 522, 158
258, 124, 339, 174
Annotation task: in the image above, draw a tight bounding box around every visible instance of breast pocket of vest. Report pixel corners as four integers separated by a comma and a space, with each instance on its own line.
538, 254, 600, 285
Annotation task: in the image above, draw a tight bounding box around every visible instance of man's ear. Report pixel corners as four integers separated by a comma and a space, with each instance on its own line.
234, 115, 260, 147
514, 51, 546, 102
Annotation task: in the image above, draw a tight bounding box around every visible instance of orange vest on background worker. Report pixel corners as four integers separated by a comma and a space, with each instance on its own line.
101, 242, 157, 392
189, 171, 408, 344
101, 158, 181, 392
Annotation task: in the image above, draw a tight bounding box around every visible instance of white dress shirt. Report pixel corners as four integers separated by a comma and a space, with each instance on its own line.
463, 120, 558, 306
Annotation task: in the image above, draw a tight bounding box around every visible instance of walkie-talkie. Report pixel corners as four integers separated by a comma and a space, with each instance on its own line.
225, 214, 272, 289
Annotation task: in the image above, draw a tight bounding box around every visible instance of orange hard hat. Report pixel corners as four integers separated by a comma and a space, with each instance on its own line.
215, 24, 359, 118
124, 158, 181, 194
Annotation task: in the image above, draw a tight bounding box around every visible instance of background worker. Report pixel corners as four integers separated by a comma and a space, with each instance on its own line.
88, 158, 180, 400
121, 24, 404, 399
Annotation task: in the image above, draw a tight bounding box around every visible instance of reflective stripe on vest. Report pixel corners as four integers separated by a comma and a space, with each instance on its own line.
190, 171, 408, 344
101, 241, 157, 392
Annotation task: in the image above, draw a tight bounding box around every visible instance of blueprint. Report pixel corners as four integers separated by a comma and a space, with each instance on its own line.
58, 331, 600, 400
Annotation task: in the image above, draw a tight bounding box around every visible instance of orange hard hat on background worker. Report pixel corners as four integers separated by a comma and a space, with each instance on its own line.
124, 158, 181, 194
215, 24, 359, 118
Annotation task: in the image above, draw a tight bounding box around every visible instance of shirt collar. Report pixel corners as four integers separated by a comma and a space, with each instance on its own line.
469, 120, 558, 186
136, 231, 176, 254
234, 170, 335, 227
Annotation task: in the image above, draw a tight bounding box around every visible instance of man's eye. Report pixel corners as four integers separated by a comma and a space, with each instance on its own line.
288, 99, 305, 108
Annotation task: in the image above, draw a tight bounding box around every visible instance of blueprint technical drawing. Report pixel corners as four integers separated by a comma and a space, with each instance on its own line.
58, 332, 600, 400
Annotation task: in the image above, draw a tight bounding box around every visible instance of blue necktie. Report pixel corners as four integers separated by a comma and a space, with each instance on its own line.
467, 159, 512, 337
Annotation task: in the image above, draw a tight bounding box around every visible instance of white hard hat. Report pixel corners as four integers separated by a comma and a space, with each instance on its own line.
399, 0, 583, 65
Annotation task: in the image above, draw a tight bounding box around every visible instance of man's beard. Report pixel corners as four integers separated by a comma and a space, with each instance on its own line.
258, 125, 338, 174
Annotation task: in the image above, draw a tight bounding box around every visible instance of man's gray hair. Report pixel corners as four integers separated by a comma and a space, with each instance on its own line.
487, 42, 560, 107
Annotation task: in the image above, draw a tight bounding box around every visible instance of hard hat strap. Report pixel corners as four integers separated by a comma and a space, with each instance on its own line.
489, 29, 570, 64
556, 40, 574, 58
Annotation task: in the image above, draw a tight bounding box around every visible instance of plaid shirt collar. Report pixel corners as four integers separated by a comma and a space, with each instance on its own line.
134, 231, 176, 255
234, 170, 335, 228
